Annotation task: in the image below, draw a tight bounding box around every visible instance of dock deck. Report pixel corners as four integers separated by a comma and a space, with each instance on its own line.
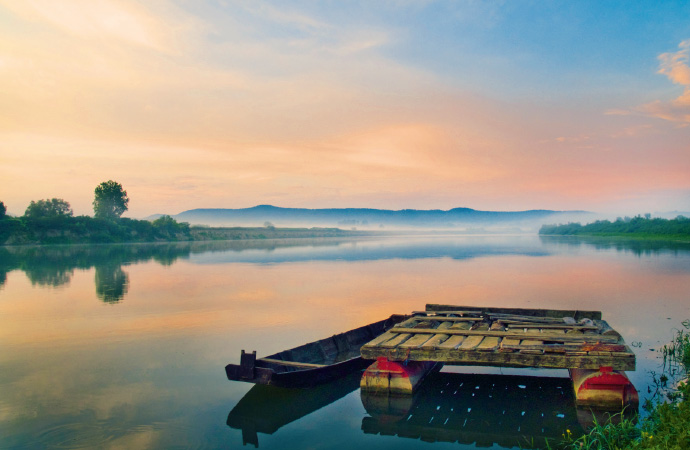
360, 304, 635, 371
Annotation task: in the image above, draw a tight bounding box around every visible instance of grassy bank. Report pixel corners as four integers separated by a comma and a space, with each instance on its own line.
551, 323, 690, 450
0, 215, 377, 245
539, 216, 690, 241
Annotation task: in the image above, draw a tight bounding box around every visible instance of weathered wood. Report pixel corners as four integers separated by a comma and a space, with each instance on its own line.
476, 336, 501, 351
378, 332, 413, 348
595, 320, 623, 338
259, 358, 327, 369
410, 315, 485, 322
385, 327, 620, 343
499, 337, 521, 352
359, 346, 636, 371
489, 321, 506, 331
420, 321, 454, 348
413, 310, 484, 317
505, 323, 599, 330
434, 321, 473, 350
398, 321, 441, 348
362, 317, 420, 347
488, 314, 566, 324
426, 304, 603, 321
358, 308, 634, 372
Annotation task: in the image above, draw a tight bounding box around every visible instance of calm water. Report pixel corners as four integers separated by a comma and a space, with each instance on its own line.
1, 235, 689, 449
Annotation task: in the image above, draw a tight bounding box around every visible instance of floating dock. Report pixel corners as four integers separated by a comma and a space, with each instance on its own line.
360, 304, 638, 409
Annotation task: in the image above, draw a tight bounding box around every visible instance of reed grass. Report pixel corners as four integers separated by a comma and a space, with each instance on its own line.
549, 322, 690, 450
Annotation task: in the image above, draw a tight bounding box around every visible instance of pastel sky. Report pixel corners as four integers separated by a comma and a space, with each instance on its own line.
1, 0, 689, 218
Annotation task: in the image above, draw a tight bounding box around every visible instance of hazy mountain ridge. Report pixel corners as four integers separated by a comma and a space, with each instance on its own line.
151, 205, 592, 230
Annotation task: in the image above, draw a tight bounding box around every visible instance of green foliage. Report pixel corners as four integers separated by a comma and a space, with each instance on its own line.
540, 216, 690, 238
0, 214, 192, 245
24, 198, 73, 219
152, 215, 190, 236
0, 217, 26, 243
93, 180, 129, 220
552, 324, 690, 450
0, 201, 6, 219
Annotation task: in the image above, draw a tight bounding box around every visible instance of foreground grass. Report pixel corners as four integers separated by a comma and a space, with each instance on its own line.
551, 324, 690, 450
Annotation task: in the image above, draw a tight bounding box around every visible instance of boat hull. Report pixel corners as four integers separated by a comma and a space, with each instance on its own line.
225, 315, 408, 388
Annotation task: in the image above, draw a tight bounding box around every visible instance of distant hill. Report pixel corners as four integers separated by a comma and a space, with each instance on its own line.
150, 205, 591, 231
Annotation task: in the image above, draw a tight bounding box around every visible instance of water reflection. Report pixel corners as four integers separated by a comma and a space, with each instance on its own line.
0, 237, 554, 302
2, 235, 689, 450
95, 264, 130, 303
226, 369, 639, 450
226, 372, 362, 447
539, 235, 690, 256
361, 371, 582, 449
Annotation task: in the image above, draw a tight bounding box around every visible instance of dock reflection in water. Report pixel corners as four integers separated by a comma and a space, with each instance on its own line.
362, 371, 584, 449
227, 368, 637, 449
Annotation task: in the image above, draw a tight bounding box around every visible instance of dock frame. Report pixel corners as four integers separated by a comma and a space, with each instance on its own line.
360, 304, 638, 410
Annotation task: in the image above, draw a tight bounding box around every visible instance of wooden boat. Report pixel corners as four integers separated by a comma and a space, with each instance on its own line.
225, 314, 408, 388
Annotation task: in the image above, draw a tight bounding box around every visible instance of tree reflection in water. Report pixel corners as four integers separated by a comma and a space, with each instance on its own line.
95, 264, 129, 303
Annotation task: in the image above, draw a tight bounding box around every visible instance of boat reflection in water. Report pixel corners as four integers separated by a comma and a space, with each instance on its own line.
227, 369, 637, 449
361, 370, 635, 449
227, 372, 362, 447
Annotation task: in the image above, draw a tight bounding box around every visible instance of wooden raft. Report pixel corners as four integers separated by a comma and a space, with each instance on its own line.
360, 304, 635, 371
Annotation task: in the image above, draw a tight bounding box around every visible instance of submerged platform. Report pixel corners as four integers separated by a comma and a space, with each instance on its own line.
360, 304, 635, 371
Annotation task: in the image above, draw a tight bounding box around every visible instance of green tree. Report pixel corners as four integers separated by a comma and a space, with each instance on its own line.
24, 198, 73, 219
93, 180, 129, 220
0, 201, 6, 219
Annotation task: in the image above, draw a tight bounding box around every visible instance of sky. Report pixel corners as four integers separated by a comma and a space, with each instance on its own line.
1, 0, 689, 218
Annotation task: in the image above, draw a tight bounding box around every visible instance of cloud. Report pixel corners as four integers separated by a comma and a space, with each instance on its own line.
613, 39, 690, 124
658, 39, 690, 85
0, 0, 174, 51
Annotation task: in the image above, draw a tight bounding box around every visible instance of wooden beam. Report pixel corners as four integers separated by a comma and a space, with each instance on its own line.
385, 327, 620, 343
359, 346, 635, 371
425, 304, 602, 321
259, 358, 327, 369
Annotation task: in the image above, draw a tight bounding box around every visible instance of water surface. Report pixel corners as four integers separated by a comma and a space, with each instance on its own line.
1, 235, 689, 449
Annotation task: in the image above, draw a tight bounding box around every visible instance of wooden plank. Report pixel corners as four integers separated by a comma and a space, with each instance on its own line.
488, 314, 565, 324
518, 325, 543, 352
499, 337, 521, 352
520, 327, 566, 355
476, 336, 501, 351
398, 322, 441, 349
410, 316, 484, 322
435, 321, 473, 350
362, 317, 420, 347
378, 333, 413, 348
359, 346, 636, 371
425, 304, 603, 321
505, 323, 599, 330
259, 358, 327, 369
419, 321, 454, 348
385, 327, 620, 343
413, 310, 484, 317
458, 322, 490, 350
595, 319, 623, 338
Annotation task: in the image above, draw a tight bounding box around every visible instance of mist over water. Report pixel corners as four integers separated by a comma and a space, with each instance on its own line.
1, 235, 689, 449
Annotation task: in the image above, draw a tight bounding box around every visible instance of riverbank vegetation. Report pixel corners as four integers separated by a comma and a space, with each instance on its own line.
552, 323, 690, 449
0, 213, 367, 245
540, 215, 690, 240
0, 182, 369, 245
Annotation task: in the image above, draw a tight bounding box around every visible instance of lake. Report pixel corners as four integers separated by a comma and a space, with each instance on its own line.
1, 235, 689, 449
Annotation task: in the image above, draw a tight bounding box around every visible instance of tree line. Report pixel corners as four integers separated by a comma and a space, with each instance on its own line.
0, 181, 190, 245
539, 215, 690, 238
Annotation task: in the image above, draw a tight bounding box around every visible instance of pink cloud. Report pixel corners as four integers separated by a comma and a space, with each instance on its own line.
658, 40, 690, 85
619, 39, 690, 124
